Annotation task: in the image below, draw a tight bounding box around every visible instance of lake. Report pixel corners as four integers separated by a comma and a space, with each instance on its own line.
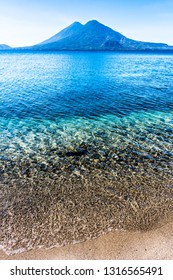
0, 51, 173, 254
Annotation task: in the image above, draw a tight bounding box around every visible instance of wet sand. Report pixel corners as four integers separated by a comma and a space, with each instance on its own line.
1, 220, 173, 260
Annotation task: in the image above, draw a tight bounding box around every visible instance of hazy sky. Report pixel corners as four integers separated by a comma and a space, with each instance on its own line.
0, 0, 173, 47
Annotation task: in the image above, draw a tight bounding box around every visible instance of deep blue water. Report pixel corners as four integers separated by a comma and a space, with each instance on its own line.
1, 51, 173, 120
0, 51, 173, 254
0, 51, 173, 162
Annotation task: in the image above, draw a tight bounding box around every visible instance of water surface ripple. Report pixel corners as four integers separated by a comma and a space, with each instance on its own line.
0, 51, 173, 254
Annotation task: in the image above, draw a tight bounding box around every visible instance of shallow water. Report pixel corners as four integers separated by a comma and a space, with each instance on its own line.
0, 51, 173, 254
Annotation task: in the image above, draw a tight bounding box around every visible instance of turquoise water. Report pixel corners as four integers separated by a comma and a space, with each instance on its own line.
0, 51, 173, 254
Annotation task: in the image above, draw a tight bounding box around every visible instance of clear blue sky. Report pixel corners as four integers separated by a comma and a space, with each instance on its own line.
0, 0, 173, 47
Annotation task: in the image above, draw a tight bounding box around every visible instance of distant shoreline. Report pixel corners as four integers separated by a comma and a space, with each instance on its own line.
1, 49, 173, 54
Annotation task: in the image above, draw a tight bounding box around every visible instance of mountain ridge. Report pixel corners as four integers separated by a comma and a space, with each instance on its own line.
1, 20, 173, 51
31, 20, 172, 51
0, 44, 11, 50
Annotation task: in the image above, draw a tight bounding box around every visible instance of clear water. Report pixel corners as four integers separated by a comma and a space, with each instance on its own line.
0, 51, 173, 254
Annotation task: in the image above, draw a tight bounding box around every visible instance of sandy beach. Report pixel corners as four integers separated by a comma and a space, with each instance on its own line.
0, 220, 173, 260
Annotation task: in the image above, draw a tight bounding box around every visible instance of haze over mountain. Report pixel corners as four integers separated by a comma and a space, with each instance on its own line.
0, 44, 11, 50
30, 20, 173, 51
1, 20, 173, 51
